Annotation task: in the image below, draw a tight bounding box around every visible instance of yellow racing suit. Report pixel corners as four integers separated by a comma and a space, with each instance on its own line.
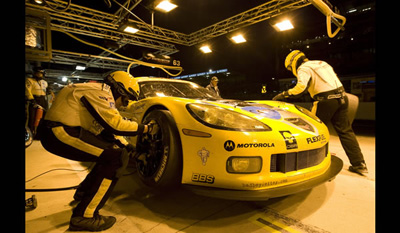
44, 82, 143, 137
40, 82, 145, 219
25, 77, 49, 130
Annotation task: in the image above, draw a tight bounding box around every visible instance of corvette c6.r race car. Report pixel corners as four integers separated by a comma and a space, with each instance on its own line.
120, 77, 343, 201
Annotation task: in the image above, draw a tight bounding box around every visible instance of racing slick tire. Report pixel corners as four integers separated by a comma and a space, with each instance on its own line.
25, 126, 33, 148
135, 109, 183, 189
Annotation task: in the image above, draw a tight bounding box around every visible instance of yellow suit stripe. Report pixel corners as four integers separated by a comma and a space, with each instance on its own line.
83, 178, 112, 218
51, 126, 104, 157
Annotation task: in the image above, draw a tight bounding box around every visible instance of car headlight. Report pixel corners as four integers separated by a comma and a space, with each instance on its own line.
226, 156, 262, 173
186, 103, 271, 131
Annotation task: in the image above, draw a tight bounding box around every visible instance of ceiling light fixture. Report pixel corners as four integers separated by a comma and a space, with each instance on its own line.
231, 34, 246, 44
31, 0, 45, 5
123, 25, 139, 34
155, 0, 178, 13
200, 45, 212, 53
118, 20, 139, 34
273, 19, 294, 31
75, 65, 86, 71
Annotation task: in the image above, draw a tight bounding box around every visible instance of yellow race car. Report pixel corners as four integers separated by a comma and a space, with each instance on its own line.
121, 77, 343, 200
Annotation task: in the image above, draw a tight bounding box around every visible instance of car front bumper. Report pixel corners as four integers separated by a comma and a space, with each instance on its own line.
183, 155, 343, 201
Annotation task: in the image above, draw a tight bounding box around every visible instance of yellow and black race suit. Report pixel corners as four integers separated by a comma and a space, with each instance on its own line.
41, 82, 144, 218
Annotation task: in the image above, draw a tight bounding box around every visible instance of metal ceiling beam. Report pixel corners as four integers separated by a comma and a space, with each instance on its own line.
121, 0, 311, 46
45, 69, 104, 81
26, 0, 310, 48
25, 0, 311, 78
49, 16, 179, 53
113, 0, 143, 25
51, 50, 132, 70
25, 0, 189, 47
187, 0, 311, 46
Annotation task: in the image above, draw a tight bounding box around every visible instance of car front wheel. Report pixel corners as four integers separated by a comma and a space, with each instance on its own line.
135, 109, 182, 189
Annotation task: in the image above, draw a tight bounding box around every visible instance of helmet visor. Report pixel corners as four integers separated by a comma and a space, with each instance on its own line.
127, 87, 139, 100
115, 82, 139, 101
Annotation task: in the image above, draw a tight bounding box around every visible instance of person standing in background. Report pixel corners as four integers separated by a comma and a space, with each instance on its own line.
206, 76, 221, 98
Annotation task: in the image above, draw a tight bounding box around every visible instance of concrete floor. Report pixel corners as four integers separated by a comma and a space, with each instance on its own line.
25, 131, 375, 233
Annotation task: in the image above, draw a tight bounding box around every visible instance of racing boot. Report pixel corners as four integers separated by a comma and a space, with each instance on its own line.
69, 214, 116, 231
349, 162, 368, 176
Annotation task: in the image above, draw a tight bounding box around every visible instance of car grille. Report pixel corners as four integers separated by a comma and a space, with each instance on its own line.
270, 144, 328, 173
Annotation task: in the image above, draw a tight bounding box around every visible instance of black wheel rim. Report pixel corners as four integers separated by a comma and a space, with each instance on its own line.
136, 126, 164, 178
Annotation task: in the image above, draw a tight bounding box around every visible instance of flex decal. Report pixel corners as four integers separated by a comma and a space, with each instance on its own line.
306, 134, 326, 144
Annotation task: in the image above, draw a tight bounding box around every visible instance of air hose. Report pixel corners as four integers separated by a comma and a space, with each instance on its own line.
52, 28, 183, 77
25, 168, 89, 192
25, 185, 79, 192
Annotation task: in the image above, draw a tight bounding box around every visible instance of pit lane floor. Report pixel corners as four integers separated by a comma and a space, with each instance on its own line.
25, 129, 375, 233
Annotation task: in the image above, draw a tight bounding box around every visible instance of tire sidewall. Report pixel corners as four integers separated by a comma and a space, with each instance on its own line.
137, 109, 182, 188
26, 126, 33, 148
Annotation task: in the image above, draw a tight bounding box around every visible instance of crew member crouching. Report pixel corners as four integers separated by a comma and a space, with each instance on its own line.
40, 71, 158, 231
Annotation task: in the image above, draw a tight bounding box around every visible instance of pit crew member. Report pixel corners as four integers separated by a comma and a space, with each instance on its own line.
25, 66, 50, 134
272, 50, 368, 175
40, 71, 158, 231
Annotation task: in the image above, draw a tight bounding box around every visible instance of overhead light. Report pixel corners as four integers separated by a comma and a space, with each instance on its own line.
200, 45, 212, 53
118, 21, 139, 34
231, 34, 246, 44
31, 0, 45, 5
75, 65, 86, 71
155, 0, 178, 13
347, 8, 357, 13
273, 20, 294, 31
121, 25, 139, 34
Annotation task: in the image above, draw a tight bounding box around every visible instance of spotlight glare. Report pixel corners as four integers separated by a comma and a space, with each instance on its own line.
274, 20, 294, 31
200, 45, 212, 53
231, 34, 246, 44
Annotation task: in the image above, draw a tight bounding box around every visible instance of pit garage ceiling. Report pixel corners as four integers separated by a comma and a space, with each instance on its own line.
25, 0, 348, 81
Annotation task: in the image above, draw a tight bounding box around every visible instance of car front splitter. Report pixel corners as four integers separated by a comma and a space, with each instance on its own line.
183, 155, 343, 201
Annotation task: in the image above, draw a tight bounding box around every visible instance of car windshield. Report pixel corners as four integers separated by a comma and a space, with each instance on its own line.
139, 81, 221, 100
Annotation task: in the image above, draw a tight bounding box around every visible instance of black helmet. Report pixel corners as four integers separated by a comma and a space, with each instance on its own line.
32, 66, 45, 79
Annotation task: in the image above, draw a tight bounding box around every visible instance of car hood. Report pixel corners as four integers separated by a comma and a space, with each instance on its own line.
194, 98, 321, 133
202, 99, 285, 120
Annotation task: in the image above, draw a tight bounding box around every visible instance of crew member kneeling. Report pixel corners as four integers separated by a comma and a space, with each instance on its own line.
273, 50, 368, 176
40, 71, 157, 231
